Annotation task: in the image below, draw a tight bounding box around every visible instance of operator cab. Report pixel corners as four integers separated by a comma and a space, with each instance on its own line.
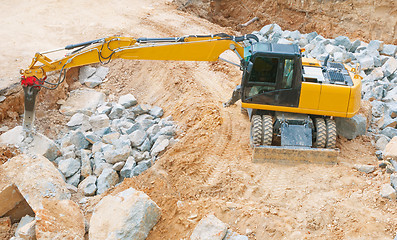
241, 43, 302, 107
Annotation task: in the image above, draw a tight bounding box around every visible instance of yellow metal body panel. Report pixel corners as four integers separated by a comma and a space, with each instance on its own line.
298, 82, 321, 109
21, 36, 244, 79
318, 84, 350, 114
302, 57, 321, 67
346, 72, 362, 117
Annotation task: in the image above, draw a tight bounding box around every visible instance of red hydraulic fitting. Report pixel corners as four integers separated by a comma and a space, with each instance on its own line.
21, 76, 44, 88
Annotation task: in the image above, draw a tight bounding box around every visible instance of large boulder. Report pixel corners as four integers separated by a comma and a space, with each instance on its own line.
35, 199, 85, 240
335, 114, 367, 140
89, 188, 161, 240
0, 126, 61, 161
60, 89, 105, 116
0, 154, 71, 211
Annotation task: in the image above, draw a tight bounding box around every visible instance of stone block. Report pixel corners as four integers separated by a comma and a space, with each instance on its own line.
89, 187, 161, 240
97, 168, 119, 195
118, 94, 138, 108
190, 214, 228, 240
60, 89, 105, 116
335, 114, 366, 140
384, 136, 397, 160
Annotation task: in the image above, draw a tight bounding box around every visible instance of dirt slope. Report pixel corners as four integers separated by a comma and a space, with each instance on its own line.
1, 0, 396, 239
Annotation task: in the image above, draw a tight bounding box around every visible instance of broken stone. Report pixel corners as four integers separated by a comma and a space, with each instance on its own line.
66, 113, 87, 127
78, 175, 97, 196
384, 136, 397, 160
118, 94, 138, 108
380, 127, 397, 139
375, 135, 390, 151
334, 36, 352, 50
109, 104, 125, 120
381, 44, 397, 56
35, 199, 85, 240
79, 66, 96, 84
381, 57, 397, 78
358, 55, 375, 70
66, 171, 81, 187
380, 184, 396, 200
149, 106, 164, 118
112, 162, 125, 172
69, 131, 90, 150
138, 138, 151, 152
97, 168, 119, 195
58, 158, 81, 178
89, 114, 110, 131
89, 187, 161, 240
367, 40, 384, 52
94, 66, 109, 80
391, 173, 397, 189
190, 214, 228, 240
0, 126, 61, 161
224, 229, 249, 240
349, 39, 361, 52
1, 154, 71, 212
151, 138, 169, 156
132, 160, 151, 177
120, 156, 136, 179
129, 129, 147, 147
102, 131, 120, 144
84, 75, 103, 88
96, 104, 112, 115
15, 215, 35, 239
335, 114, 366, 140
103, 144, 131, 164
59, 89, 105, 116
353, 164, 376, 174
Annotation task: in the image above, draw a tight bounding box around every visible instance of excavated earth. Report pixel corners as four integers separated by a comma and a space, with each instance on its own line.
1, 0, 397, 239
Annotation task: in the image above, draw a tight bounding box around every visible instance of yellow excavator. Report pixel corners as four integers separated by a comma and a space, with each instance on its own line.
20, 33, 362, 163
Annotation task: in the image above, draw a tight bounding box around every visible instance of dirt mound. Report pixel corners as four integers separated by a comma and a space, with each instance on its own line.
177, 0, 397, 44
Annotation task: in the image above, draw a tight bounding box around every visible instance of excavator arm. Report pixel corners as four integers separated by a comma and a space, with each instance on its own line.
20, 33, 258, 130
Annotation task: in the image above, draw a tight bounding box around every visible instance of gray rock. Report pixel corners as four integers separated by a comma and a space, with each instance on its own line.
371, 100, 386, 117
120, 156, 137, 179
102, 131, 121, 144
259, 24, 281, 37
334, 36, 352, 50
89, 114, 110, 131
380, 127, 397, 139
118, 94, 138, 108
89, 187, 161, 240
367, 40, 384, 52
138, 119, 155, 131
84, 75, 102, 88
96, 104, 112, 115
387, 103, 397, 118
131, 150, 145, 162
109, 104, 125, 120
289, 30, 301, 40
58, 158, 81, 178
60, 89, 105, 116
380, 184, 396, 200
381, 57, 397, 77
147, 124, 160, 138
78, 175, 97, 196
131, 105, 148, 116
66, 170, 81, 187
224, 229, 249, 240
129, 130, 148, 147
353, 164, 376, 174
349, 39, 361, 52
381, 44, 397, 56
70, 131, 90, 150
80, 149, 92, 178
375, 135, 390, 150
375, 150, 383, 160
391, 173, 397, 189
384, 87, 397, 102
138, 138, 151, 152
306, 32, 318, 42
92, 141, 103, 153
94, 66, 109, 80
67, 113, 87, 127
335, 114, 366, 140
97, 168, 119, 195
358, 55, 375, 70
103, 144, 131, 164
364, 67, 384, 82
113, 161, 125, 171
190, 214, 228, 240
151, 138, 169, 156
120, 122, 141, 135
94, 127, 112, 137
94, 162, 113, 176
132, 160, 152, 177
79, 66, 96, 84
85, 132, 101, 144
15, 215, 35, 238
149, 106, 164, 118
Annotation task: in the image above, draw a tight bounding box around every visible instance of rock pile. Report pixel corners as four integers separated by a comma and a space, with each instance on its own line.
252, 23, 397, 144
56, 92, 177, 196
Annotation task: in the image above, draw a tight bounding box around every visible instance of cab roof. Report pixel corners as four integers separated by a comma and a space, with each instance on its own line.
245, 43, 301, 58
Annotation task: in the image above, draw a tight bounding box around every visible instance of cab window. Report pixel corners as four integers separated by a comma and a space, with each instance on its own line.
281, 59, 294, 89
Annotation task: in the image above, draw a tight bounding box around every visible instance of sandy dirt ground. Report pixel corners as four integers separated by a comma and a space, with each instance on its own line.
1, 0, 397, 239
